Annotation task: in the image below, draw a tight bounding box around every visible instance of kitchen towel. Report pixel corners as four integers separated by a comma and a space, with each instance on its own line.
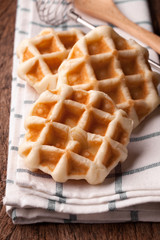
3, 0, 160, 224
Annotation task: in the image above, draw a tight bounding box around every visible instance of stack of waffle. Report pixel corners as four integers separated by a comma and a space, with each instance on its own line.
17, 26, 160, 185
4, 0, 160, 224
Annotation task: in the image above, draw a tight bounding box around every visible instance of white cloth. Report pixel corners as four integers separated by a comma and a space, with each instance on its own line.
3, 0, 160, 224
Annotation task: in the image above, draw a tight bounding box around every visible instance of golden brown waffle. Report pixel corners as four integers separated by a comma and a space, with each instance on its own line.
17, 28, 84, 93
58, 26, 160, 128
19, 85, 133, 184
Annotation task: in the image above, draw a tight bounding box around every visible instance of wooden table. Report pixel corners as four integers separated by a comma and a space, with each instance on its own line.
0, 0, 160, 239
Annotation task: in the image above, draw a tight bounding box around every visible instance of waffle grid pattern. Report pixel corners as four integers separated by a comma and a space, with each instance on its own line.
58, 26, 160, 127
17, 28, 84, 93
19, 85, 133, 184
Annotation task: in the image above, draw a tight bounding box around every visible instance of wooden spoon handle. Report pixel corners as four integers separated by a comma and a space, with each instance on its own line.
74, 0, 160, 54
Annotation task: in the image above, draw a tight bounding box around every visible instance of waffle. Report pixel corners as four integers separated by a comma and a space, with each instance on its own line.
17, 28, 84, 93
19, 85, 133, 184
58, 26, 160, 128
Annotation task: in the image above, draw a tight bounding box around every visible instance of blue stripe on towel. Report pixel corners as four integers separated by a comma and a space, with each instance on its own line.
130, 132, 160, 142
130, 210, 139, 222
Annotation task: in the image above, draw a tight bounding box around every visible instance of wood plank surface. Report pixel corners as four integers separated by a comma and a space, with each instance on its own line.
0, 0, 160, 239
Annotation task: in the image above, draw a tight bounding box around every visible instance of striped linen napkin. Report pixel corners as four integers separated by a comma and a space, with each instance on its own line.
3, 0, 160, 224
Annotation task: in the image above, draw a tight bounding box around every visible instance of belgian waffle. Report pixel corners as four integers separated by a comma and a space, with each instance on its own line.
17, 28, 84, 93
19, 85, 133, 184
58, 26, 160, 128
